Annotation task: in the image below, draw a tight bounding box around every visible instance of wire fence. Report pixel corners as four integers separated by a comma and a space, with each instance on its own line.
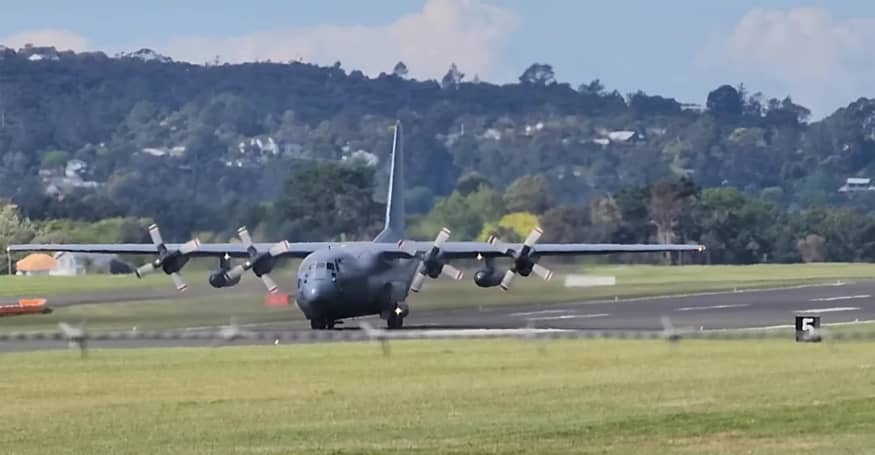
0, 318, 871, 358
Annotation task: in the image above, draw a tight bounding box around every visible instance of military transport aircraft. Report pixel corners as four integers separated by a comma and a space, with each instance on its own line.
9, 121, 704, 330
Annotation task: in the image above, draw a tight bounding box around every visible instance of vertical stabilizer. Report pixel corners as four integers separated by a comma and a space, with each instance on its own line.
374, 121, 405, 243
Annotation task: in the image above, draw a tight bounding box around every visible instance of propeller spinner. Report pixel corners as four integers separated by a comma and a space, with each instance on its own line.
224, 226, 289, 294
489, 226, 553, 291
134, 224, 201, 291
399, 227, 464, 293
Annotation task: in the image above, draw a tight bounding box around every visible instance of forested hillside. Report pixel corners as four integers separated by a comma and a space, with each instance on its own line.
1, 45, 875, 264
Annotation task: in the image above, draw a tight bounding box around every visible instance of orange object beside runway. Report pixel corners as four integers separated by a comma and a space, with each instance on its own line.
0, 298, 52, 317
264, 293, 291, 307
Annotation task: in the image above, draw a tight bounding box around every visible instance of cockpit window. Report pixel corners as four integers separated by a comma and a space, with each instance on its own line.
327, 262, 335, 271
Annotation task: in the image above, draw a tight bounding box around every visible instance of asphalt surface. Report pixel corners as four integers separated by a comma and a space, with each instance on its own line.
3, 280, 875, 352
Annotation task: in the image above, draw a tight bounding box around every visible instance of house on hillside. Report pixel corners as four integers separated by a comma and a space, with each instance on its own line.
839, 177, 875, 193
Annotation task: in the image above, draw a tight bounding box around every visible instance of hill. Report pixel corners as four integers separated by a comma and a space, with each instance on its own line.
1, 45, 874, 244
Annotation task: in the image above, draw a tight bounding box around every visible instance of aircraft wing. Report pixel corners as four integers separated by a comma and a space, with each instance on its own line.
390, 241, 705, 259
9, 239, 704, 259
6, 242, 340, 258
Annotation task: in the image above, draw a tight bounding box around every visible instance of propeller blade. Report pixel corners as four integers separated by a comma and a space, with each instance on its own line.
178, 239, 201, 255
170, 272, 188, 292
523, 226, 544, 248
435, 227, 451, 247
237, 226, 254, 247
135, 263, 155, 278
441, 264, 464, 281
499, 269, 516, 291
532, 263, 553, 281
226, 264, 247, 281
269, 240, 290, 256
260, 274, 279, 294
147, 224, 163, 245
410, 273, 426, 293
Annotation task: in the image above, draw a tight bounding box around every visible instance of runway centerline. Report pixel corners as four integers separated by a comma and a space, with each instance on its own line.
674, 304, 750, 312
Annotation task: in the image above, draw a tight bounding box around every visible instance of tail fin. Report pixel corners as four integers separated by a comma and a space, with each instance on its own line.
374, 121, 405, 243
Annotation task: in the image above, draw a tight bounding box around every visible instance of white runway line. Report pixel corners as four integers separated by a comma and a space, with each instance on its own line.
674, 303, 750, 312
510, 309, 571, 317
527, 313, 610, 321
809, 295, 871, 302
403, 328, 573, 337
796, 307, 861, 314
707, 319, 875, 332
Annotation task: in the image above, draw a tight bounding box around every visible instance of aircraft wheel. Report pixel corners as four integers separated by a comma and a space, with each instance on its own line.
386, 314, 404, 330
310, 318, 327, 330
326, 320, 336, 330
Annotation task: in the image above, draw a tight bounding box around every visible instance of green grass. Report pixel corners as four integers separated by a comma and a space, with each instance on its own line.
408, 262, 875, 308
1, 262, 874, 332
0, 273, 170, 297
1, 338, 874, 454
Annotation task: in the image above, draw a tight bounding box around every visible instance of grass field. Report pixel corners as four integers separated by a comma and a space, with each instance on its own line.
1, 262, 875, 332
1, 338, 873, 454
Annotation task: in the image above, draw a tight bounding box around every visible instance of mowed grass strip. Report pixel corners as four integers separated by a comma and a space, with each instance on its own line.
0, 339, 873, 454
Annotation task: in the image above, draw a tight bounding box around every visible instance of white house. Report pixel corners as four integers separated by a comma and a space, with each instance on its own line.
50, 252, 86, 276
839, 178, 875, 193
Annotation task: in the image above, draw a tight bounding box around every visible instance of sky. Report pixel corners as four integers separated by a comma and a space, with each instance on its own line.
1, 0, 874, 118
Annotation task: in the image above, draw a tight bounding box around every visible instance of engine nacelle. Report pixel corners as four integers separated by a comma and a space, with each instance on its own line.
474, 269, 504, 288
160, 254, 190, 274
209, 269, 241, 288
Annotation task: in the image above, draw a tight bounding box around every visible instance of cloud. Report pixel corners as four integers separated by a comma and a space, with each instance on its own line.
164, 0, 519, 81
702, 7, 875, 117
2, 29, 89, 52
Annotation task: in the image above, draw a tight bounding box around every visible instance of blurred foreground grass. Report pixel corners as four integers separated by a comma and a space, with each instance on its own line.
0, 338, 873, 454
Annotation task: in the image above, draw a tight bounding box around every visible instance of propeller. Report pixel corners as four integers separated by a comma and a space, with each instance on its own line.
489, 226, 553, 291
399, 227, 463, 293
134, 224, 201, 291
224, 226, 289, 294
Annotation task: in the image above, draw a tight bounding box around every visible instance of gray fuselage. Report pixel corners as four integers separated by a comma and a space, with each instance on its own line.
294, 245, 418, 321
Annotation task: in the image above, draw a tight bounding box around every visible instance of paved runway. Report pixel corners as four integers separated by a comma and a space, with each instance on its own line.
3, 280, 875, 352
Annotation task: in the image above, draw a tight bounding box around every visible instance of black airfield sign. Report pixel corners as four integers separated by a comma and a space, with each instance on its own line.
795, 314, 822, 342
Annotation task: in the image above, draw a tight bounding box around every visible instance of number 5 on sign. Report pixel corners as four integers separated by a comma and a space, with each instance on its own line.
795, 315, 822, 342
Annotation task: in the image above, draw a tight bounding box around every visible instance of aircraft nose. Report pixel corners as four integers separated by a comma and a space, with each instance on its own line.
303, 280, 338, 307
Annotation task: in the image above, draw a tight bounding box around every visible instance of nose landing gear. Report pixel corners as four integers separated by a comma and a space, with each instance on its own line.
385, 302, 408, 330
309, 318, 337, 330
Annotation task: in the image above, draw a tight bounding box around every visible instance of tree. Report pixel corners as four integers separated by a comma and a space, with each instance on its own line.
518, 63, 556, 86
503, 175, 549, 214
706, 84, 743, 118
648, 181, 685, 261
273, 162, 381, 240
414, 187, 497, 240
479, 212, 538, 242
0, 204, 36, 273
392, 61, 409, 78
40, 150, 68, 170
540, 205, 591, 242
797, 234, 826, 262
578, 79, 604, 95
455, 171, 492, 196
628, 91, 681, 116
441, 63, 464, 89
